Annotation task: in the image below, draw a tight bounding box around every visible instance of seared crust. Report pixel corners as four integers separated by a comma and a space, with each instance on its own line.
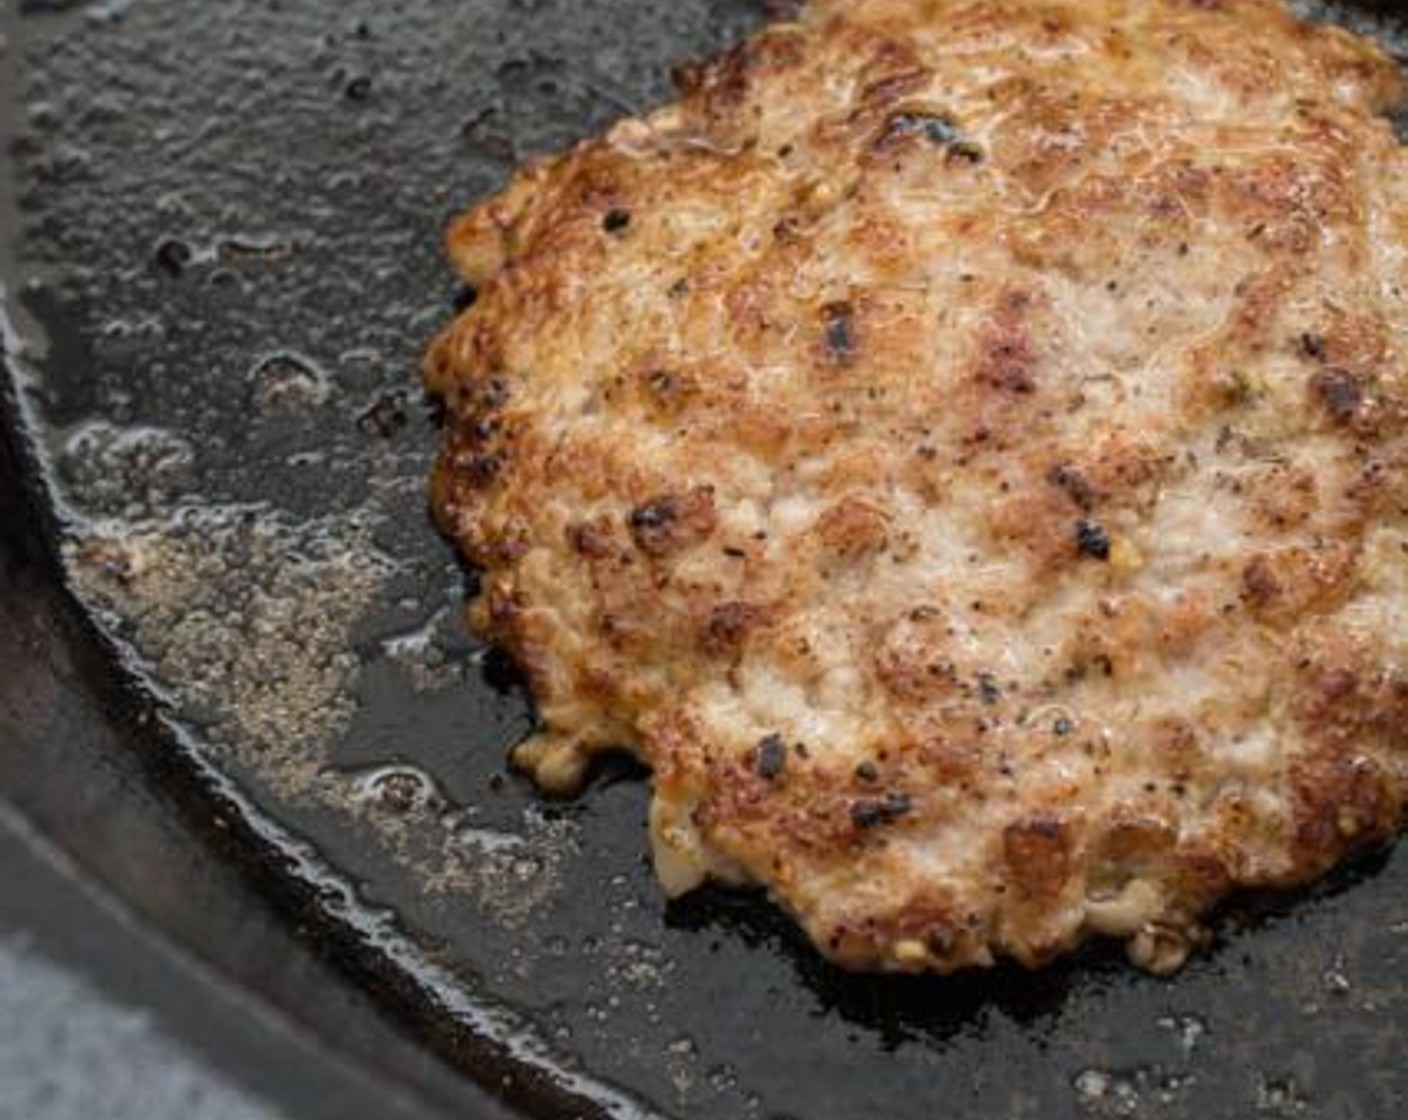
425, 0, 1408, 973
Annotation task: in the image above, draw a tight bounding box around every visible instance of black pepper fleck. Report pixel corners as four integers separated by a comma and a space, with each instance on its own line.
603, 208, 632, 234
463, 452, 504, 486
629, 499, 674, 535
851, 792, 912, 830
1310, 368, 1363, 424
755, 734, 786, 780
1075, 519, 1112, 561
822, 301, 855, 362
1049, 464, 1097, 512
1299, 332, 1327, 361
647, 369, 674, 395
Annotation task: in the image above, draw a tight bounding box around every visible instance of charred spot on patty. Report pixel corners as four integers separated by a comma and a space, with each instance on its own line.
628, 486, 718, 556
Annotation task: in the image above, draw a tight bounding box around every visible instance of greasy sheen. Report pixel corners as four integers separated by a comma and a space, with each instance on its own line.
426, 0, 1408, 974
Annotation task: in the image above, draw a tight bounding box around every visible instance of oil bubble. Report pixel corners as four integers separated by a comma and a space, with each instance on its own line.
348, 764, 443, 815
1255, 1074, 1309, 1115
153, 237, 193, 277
57, 421, 194, 516
1072, 1069, 1140, 1117
1321, 955, 1351, 996
1155, 1012, 1207, 1057
249, 351, 330, 413
357, 390, 409, 438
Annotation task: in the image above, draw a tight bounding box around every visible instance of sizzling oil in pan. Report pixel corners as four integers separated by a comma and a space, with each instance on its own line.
2, 2, 1408, 1118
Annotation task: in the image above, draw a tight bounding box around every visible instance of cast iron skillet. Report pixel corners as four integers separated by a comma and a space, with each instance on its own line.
2, 2, 1407, 1118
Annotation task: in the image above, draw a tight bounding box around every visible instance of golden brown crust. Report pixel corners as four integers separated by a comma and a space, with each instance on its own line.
426, 0, 1407, 973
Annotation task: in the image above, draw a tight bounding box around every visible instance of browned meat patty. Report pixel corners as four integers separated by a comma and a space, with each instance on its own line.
425, 0, 1408, 974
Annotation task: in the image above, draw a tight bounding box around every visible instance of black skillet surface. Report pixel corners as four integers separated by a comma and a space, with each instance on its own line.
2, 2, 1408, 1118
